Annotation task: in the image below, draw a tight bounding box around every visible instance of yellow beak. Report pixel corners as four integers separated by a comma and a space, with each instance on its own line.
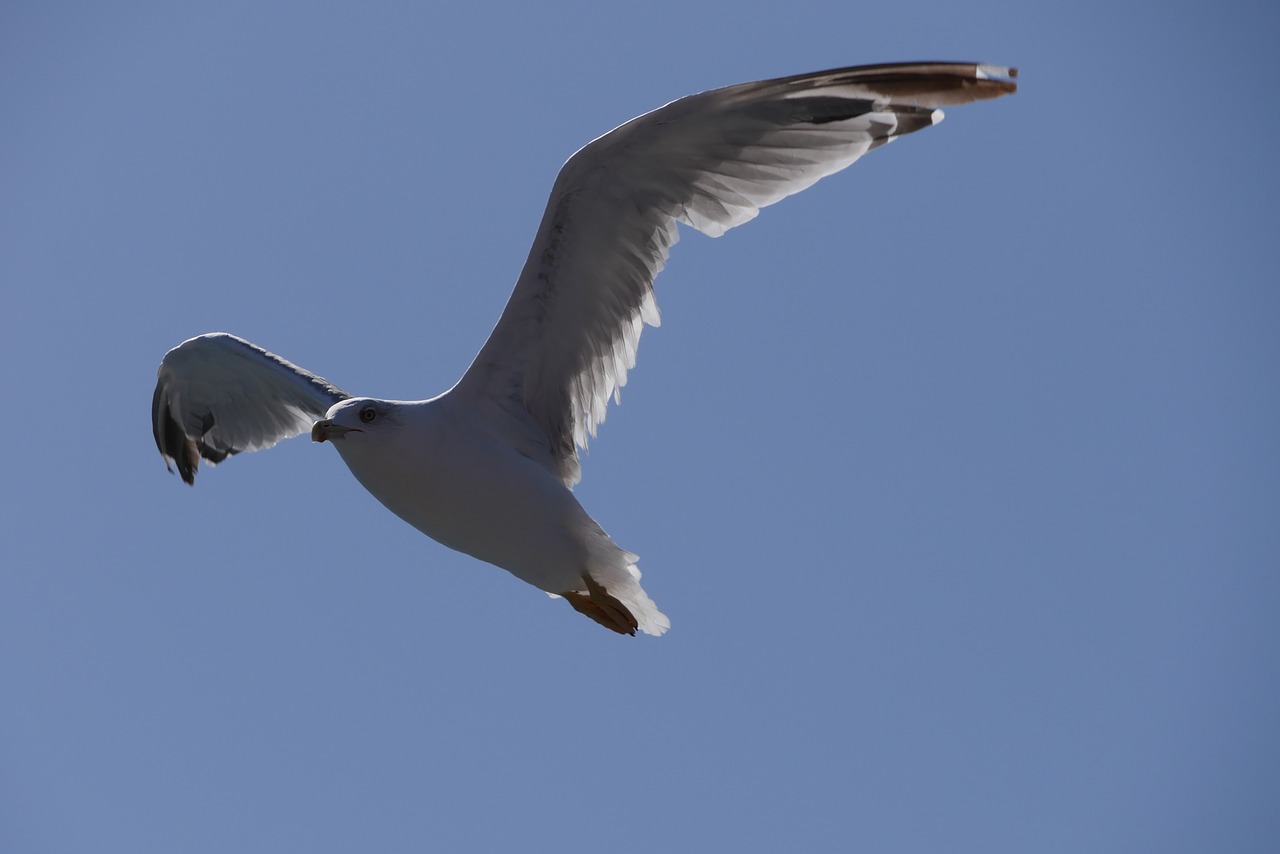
311, 420, 360, 443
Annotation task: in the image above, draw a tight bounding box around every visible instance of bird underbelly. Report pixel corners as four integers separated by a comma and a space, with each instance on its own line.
337, 440, 591, 594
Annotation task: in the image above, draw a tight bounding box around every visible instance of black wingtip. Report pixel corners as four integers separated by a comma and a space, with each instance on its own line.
176, 438, 198, 486
152, 381, 199, 486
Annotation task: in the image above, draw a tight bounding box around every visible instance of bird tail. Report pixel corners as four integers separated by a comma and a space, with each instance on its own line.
582, 530, 670, 637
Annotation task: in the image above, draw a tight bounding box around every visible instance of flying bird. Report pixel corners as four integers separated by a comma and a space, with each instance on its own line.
151, 61, 1017, 636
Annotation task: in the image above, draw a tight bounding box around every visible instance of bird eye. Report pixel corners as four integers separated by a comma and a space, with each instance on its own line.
359, 406, 377, 423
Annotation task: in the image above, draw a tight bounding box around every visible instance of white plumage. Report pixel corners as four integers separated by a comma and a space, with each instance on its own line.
151, 62, 1017, 635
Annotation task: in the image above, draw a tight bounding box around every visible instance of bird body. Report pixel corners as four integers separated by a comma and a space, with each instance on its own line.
313, 395, 666, 634
151, 62, 1017, 635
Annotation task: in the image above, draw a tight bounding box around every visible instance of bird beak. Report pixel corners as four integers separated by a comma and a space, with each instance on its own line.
311, 420, 360, 443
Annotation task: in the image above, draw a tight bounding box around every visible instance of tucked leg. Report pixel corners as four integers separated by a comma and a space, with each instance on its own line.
561, 574, 638, 636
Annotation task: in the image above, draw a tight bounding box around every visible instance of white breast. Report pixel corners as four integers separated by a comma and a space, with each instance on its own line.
331, 400, 595, 595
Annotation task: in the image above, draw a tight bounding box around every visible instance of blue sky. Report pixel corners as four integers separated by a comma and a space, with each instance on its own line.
3, 2, 1277, 851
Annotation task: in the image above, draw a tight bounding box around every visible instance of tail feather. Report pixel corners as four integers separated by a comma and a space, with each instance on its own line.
583, 531, 670, 637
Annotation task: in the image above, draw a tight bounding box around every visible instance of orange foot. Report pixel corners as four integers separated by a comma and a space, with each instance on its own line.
562, 574, 639, 636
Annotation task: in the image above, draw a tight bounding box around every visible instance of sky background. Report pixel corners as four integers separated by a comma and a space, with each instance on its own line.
3, 2, 1277, 852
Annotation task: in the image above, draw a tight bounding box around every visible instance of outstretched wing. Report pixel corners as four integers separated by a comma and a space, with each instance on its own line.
152, 333, 350, 484
454, 62, 1017, 486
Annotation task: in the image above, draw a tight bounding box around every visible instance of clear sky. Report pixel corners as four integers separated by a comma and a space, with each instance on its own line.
3, 2, 1277, 852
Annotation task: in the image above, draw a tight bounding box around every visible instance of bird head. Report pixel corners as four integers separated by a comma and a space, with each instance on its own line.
311, 398, 386, 443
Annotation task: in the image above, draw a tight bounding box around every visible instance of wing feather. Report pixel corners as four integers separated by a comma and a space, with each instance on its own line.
151, 333, 350, 484
454, 62, 1015, 486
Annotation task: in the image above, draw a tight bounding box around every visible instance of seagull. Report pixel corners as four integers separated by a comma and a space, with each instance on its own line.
151, 61, 1017, 636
